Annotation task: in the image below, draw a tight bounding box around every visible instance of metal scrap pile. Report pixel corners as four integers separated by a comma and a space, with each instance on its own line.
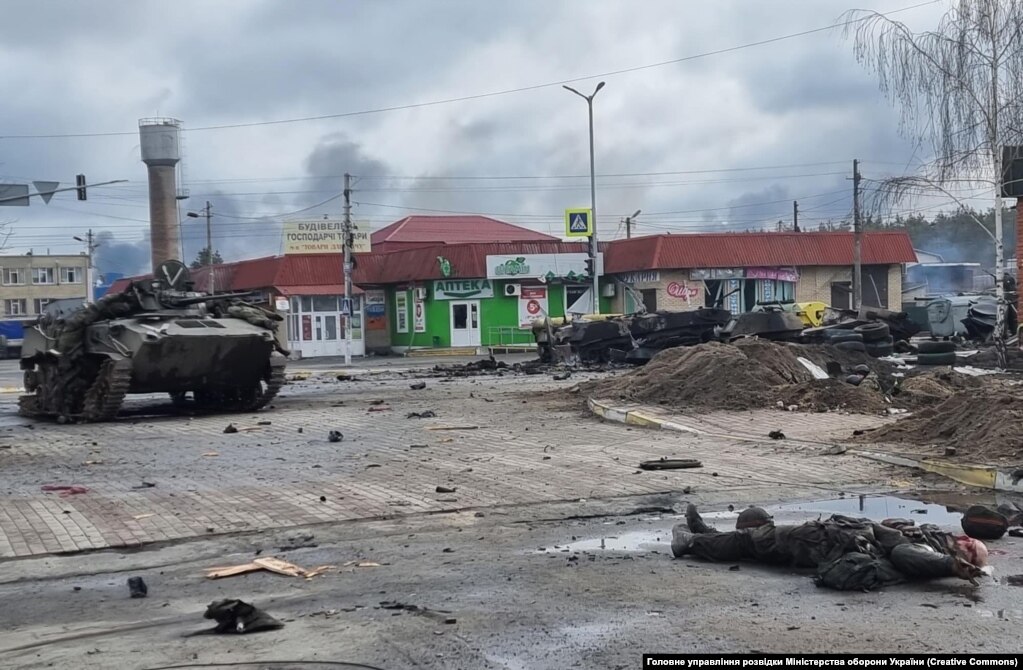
534, 302, 919, 367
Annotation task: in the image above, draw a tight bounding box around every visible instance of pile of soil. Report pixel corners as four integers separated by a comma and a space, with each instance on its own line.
583, 339, 897, 413
859, 389, 1023, 461
775, 378, 889, 414
893, 369, 983, 407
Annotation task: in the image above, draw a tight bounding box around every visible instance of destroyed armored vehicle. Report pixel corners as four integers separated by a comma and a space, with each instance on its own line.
19, 260, 288, 422
533, 308, 731, 365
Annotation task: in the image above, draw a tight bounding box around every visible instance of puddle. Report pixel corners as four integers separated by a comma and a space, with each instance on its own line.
537, 530, 668, 553
537, 493, 980, 555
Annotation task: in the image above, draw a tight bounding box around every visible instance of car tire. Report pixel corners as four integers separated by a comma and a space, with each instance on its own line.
917, 352, 957, 366
836, 340, 867, 353
829, 333, 864, 345
855, 322, 891, 342
865, 341, 894, 358
918, 340, 955, 354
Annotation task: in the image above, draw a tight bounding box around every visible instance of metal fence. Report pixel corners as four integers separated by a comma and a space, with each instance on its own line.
486, 326, 535, 347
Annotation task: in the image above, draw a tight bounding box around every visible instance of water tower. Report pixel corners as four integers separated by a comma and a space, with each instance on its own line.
139, 118, 182, 272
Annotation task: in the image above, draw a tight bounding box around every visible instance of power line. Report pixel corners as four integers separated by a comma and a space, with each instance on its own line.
0, 0, 940, 140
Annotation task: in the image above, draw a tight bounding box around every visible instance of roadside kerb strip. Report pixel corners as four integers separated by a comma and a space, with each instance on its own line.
589, 397, 1023, 494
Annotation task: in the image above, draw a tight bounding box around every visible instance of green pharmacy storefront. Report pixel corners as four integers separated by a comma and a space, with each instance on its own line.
388, 253, 611, 351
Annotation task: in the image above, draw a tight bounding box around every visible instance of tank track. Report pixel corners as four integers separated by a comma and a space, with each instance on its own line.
80, 358, 133, 422
241, 356, 287, 412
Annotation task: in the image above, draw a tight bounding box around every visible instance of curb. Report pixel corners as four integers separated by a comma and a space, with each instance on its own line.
588, 398, 703, 435
588, 397, 1023, 494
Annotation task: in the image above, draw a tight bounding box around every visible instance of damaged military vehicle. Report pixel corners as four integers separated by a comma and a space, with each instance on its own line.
18, 260, 288, 422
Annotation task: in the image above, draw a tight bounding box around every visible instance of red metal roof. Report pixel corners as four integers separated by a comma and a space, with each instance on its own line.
277, 284, 364, 296
371, 215, 558, 251
603, 231, 917, 273
363, 241, 591, 284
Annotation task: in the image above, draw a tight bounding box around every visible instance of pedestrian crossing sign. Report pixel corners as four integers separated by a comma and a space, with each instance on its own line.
565, 208, 593, 237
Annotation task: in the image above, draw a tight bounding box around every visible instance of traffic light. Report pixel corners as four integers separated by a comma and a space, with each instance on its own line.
584, 257, 595, 277
75, 174, 87, 201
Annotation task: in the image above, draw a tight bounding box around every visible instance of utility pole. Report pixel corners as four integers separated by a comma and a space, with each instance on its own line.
187, 201, 214, 292
343, 173, 354, 367
852, 159, 862, 311
73, 230, 99, 303
203, 201, 213, 293
624, 209, 641, 239
793, 200, 800, 232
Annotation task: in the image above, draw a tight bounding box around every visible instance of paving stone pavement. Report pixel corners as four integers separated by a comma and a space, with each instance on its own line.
0, 373, 911, 558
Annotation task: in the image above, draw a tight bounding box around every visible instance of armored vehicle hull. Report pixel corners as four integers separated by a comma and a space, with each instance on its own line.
18, 263, 288, 422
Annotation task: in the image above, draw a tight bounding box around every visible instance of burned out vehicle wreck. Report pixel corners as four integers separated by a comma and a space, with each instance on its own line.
18, 261, 288, 422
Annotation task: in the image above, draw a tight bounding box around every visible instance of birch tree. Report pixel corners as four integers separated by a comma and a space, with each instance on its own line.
844, 0, 1023, 361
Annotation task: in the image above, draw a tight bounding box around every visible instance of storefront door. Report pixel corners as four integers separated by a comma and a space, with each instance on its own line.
450, 301, 481, 347
287, 295, 366, 358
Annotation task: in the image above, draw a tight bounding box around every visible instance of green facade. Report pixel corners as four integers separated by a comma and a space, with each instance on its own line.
387, 279, 611, 349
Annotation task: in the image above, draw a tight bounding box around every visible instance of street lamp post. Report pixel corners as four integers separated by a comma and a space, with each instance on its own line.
563, 81, 605, 314
187, 201, 214, 293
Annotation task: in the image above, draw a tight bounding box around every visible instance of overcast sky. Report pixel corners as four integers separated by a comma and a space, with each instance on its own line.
0, 0, 963, 276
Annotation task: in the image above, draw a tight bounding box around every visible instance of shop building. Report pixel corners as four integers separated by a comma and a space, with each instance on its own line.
366, 241, 610, 351
604, 231, 916, 314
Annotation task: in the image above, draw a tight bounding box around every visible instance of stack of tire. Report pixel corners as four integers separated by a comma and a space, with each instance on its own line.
824, 322, 894, 358
916, 339, 956, 366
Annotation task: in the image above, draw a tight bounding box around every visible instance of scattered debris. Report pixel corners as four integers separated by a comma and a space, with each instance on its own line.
1004, 575, 1023, 587
435, 486, 457, 493
327, 430, 343, 443
552, 372, 572, 381
198, 599, 284, 635
369, 399, 385, 405
132, 513, 155, 520
426, 425, 479, 431
410, 382, 427, 390
202, 451, 219, 457
768, 430, 786, 440
378, 600, 456, 623
638, 457, 702, 470
277, 533, 318, 551
823, 445, 848, 456
257, 420, 272, 426
127, 576, 148, 598
132, 481, 157, 489
944, 447, 957, 457
223, 424, 238, 434
407, 410, 437, 419
341, 560, 381, 569
410, 444, 429, 449
367, 406, 391, 413
40, 484, 88, 497
205, 556, 335, 580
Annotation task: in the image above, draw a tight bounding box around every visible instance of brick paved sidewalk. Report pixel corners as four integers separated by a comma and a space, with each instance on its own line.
0, 375, 912, 557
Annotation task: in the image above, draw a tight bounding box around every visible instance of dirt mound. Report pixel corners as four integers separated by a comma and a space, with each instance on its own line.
582, 339, 894, 412
776, 378, 889, 414
583, 339, 812, 410
892, 369, 985, 407
860, 390, 1023, 461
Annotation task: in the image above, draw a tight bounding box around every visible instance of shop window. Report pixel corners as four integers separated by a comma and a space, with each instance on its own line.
565, 285, 589, 314
300, 296, 313, 312
641, 289, 658, 312
831, 282, 853, 309
313, 295, 338, 312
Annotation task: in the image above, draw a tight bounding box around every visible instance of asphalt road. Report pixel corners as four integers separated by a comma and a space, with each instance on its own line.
0, 361, 1020, 668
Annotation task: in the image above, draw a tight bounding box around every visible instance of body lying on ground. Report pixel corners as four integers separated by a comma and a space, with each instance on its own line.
672, 504, 988, 591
